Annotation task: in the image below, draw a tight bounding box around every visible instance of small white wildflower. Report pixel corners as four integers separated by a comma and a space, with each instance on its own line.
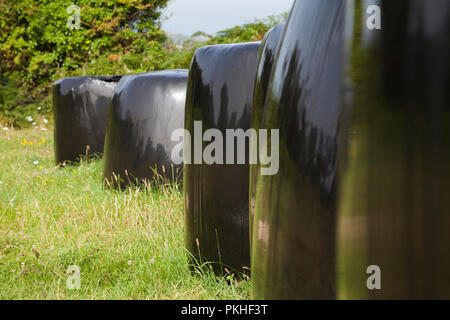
33, 161, 39, 165
0, 181, 3, 185
41, 127, 47, 132
43, 119, 48, 124
2, 127, 8, 131
37, 106, 42, 111
127, 260, 132, 266
26, 116, 33, 122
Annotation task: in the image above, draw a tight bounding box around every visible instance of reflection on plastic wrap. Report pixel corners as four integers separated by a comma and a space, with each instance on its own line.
337, 0, 450, 299
252, 0, 450, 300
53, 76, 121, 163
251, 0, 346, 299
102, 70, 188, 188
250, 23, 285, 247
184, 42, 260, 276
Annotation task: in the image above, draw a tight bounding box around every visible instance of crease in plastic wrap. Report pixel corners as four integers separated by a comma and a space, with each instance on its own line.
53, 76, 121, 163
102, 70, 188, 188
184, 42, 261, 276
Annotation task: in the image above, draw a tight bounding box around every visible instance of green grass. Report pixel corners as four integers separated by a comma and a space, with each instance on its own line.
0, 128, 250, 300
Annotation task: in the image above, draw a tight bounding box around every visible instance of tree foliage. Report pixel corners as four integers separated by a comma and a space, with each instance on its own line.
0, 1, 285, 128
0, 0, 170, 79
207, 14, 287, 45
0, 0, 170, 126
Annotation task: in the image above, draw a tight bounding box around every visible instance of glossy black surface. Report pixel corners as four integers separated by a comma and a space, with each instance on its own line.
102, 70, 188, 187
250, 23, 285, 245
53, 76, 121, 163
184, 42, 260, 275
337, 0, 450, 299
252, 0, 450, 300
251, 0, 346, 299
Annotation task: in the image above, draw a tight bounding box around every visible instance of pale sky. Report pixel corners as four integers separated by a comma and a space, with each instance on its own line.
160, 0, 295, 36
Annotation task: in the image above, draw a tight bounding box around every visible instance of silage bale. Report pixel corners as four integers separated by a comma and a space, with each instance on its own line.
53, 76, 121, 164
336, 0, 450, 300
251, 0, 450, 300
251, 0, 344, 299
249, 22, 285, 247
102, 70, 188, 188
184, 42, 261, 276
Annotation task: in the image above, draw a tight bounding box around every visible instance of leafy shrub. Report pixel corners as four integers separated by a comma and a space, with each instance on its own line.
0, 0, 170, 127
0, 0, 286, 128
207, 14, 287, 45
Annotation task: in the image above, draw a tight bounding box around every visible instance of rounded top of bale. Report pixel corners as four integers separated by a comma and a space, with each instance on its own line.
189, 42, 261, 88
261, 23, 285, 52
186, 42, 260, 129
191, 41, 261, 68
53, 75, 123, 96
53, 75, 122, 86
115, 69, 188, 84
196, 41, 261, 50
112, 69, 189, 100
193, 41, 261, 62
252, 23, 286, 129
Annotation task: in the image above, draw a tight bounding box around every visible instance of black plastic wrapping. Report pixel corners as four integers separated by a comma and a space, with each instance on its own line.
251, 0, 450, 300
102, 70, 188, 187
184, 42, 261, 275
337, 0, 450, 299
249, 23, 285, 246
251, 0, 347, 299
53, 76, 121, 163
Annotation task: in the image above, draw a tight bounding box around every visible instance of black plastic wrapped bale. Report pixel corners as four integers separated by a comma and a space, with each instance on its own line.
251, 0, 450, 300
251, 0, 346, 299
249, 23, 285, 246
53, 76, 121, 163
337, 0, 450, 299
102, 70, 188, 188
184, 42, 261, 276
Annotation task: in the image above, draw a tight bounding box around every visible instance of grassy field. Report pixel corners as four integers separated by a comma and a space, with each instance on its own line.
0, 127, 250, 299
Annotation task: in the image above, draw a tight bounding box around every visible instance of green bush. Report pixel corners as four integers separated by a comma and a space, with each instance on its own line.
0, 0, 170, 127
0, 0, 285, 128
207, 14, 287, 45
0, 71, 51, 127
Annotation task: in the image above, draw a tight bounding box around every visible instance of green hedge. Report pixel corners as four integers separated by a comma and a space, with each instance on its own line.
0, 0, 285, 128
